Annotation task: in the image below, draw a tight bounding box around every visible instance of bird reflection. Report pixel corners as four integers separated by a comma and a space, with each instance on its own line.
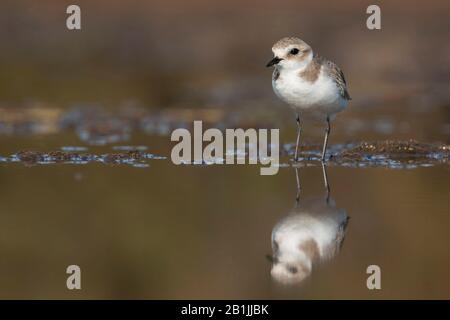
268, 164, 349, 285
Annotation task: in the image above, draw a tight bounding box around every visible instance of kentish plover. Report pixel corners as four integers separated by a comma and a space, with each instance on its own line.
266, 37, 351, 161
268, 196, 349, 285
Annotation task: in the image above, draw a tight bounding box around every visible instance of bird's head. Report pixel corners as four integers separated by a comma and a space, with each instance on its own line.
269, 258, 311, 285
266, 37, 313, 71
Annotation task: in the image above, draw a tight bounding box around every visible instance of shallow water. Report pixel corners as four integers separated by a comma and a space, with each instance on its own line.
0, 128, 449, 299
1, 0, 450, 300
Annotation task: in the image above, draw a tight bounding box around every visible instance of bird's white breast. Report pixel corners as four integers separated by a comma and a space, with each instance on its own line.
272, 67, 347, 120
273, 213, 339, 257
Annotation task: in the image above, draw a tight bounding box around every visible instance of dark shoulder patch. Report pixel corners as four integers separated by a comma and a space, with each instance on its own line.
299, 56, 321, 83
273, 69, 280, 81
321, 56, 351, 100
299, 238, 320, 261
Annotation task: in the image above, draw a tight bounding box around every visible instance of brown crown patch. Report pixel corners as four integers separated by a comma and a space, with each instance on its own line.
273, 37, 308, 50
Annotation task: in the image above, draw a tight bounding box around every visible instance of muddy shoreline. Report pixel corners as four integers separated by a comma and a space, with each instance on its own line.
1, 140, 447, 168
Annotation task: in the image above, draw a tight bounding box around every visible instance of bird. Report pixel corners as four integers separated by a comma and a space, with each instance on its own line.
266, 37, 351, 161
267, 166, 349, 285
266, 162, 350, 284
268, 197, 349, 284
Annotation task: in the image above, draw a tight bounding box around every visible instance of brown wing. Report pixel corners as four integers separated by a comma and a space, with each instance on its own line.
327, 215, 350, 257
317, 55, 351, 101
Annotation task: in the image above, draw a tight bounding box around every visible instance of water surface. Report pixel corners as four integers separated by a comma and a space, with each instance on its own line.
0, 131, 448, 299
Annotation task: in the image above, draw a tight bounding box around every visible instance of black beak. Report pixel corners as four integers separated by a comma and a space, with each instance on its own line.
265, 254, 278, 263
266, 56, 282, 67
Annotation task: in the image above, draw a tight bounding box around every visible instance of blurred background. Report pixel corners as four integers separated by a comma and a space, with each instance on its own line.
0, 0, 449, 299
0, 0, 449, 141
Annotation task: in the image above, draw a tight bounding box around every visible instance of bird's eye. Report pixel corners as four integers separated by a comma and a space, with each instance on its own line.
287, 266, 298, 274
290, 48, 299, 55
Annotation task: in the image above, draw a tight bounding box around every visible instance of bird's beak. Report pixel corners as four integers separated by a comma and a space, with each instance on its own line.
265, 254, 278, 263
266, 56, 282, 67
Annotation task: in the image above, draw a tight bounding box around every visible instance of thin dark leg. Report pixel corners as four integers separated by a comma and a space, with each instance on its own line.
321, 117, 331, 162
321, 162, 331, 203
294, 114, 301, 161
295, 167, 301, 205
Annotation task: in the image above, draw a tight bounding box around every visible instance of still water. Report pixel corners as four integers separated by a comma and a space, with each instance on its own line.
1, 0, 450, 300
0, 132, 448, 299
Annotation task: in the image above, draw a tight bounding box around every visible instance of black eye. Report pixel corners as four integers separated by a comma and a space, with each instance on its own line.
287, 266, 298, 274
290, 48, 299, 55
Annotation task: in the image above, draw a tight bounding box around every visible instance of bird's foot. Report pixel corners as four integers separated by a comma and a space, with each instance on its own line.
321, 154, 333, 162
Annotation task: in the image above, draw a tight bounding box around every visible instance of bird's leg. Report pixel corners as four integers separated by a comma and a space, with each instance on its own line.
321, 116, 331, 162
294, 114, 301, 161
295, 167, 301, 205
321, 162, 331, 203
